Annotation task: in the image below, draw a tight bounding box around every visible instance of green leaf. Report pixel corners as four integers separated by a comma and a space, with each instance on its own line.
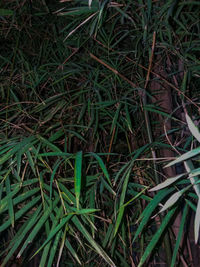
74, 151, 82, 209
144, 106, 172, 118
17, 196, 60, 257
33, 214, 73, 257
26, 150, 36, 175
114, 169, 131, 236
59, 7, 98, 16
125, 102, 133, 133
138, 206, 177, 267
1, 206, 42, 267
87, 152, 112, 186
65, 238, 81, 265
72, 216, 116, 267
190, 167, 200, 177
0, 9, 14, 16
133, 187, 174, 242
0, 185, 21, 213
111, 103, 122, 134
39, 221, 51, 267
36, 135, 61, 152
0, 196, 41, 232
47, 230, 62, 267
5, 172, 14, 227
38, 152, 71, 157
122, 187, 148, 208
1, 188, 40, 213
100, 176, 116, 195
69, 208, 100, 215
16, 151, 22, 175
39, 206, 63, 266
0, 136, 36, 165
50, 159, 63, 200
170, 204, 188, 267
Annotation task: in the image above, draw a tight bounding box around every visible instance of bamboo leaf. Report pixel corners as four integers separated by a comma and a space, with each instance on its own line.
138, 207, 177, 267
17, 197, 60, 257
74, 151, 82, 209
125, 102, 133, 133
69, 208, 100, 215
33, 214, 73, 259
72, 216, 116, 267
0, 196, 41, 232
100, 176, 116, 195
185, 160, 200, 196
65, 238, 81, 265
5, 172, 14, 228
26, 150, 36, 175
165, 147, 200, 168
149, 173, 185, 192
190, 167, 200, 177
186, 113, 200, 143
47, 230, 62, 267
194, 198, 200, 243
111, 103, 122, 134
0, 9, 14, 16
133, 188, 174, 242
159, 186, 190, 213
114, 169, 131, 236
170, 204, 188, 267
88, 152, 112, 186
39, 206, 63, 266
114, 206, 124, 237
50, 159, 63, 200
36, 135, 61, 152
1, 188, 40, 213
1, 206, 42, 267
89, 0, 93, 8
38, 152, 71, 157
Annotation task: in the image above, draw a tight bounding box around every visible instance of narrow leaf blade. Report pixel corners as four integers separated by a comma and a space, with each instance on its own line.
74, 151, 82, 209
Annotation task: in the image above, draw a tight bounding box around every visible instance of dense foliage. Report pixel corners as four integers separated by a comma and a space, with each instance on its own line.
0, 1, 200, 266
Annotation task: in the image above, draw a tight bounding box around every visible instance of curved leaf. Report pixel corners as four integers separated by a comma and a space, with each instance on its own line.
186, 113, 200, 143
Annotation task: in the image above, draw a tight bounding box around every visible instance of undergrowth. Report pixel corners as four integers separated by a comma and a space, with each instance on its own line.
0, 1, 200, 266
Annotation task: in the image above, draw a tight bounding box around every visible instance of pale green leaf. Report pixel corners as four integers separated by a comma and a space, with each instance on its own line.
149, 174, 185, 192
165, 147, 200, 168
194, 198, 200, 243
89, 0, 92, 8
185, 160, 200, 196
159, 186, 190, 213
186, 113, 200, 143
